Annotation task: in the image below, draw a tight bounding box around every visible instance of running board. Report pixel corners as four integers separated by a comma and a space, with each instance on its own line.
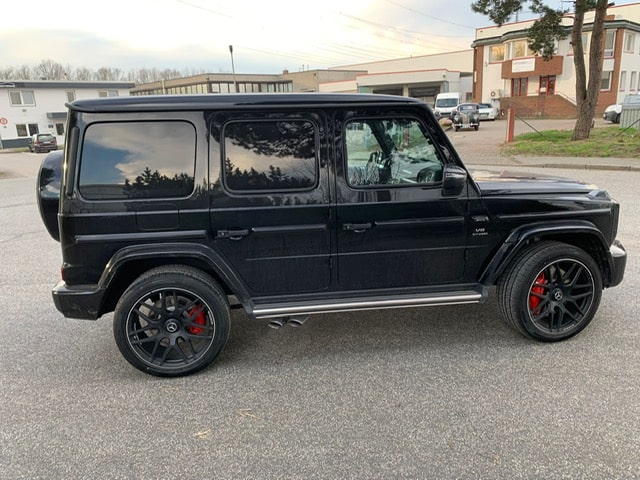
251, 289, 485, 319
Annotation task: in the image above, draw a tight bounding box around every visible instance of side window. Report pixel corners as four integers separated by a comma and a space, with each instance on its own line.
222, 120, 317, 192
78, 121, 195, 200
345, 118, 444, 187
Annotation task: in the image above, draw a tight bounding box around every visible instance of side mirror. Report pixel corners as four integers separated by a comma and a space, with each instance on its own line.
441, 165, 467, 197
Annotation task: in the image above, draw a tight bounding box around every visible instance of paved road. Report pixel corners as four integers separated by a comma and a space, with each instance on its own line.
1, 152, 638, 479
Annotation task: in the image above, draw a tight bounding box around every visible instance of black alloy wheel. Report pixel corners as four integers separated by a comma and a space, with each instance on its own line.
114, 266, 230, 376
498, 241, 602, 341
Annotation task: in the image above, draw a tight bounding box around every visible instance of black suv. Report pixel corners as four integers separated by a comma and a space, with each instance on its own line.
37, 94, 626, 376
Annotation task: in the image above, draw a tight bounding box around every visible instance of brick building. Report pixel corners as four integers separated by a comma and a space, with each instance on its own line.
472, 3, 640, 117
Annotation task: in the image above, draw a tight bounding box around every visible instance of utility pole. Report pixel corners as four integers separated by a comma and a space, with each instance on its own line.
229, 45, 238, 93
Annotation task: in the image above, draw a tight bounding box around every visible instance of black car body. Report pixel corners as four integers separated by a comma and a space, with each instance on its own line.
452, 103, 480, 131
37, 93, 626, 376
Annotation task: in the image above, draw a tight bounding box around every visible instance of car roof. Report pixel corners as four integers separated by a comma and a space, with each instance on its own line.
68, 93, 425, 113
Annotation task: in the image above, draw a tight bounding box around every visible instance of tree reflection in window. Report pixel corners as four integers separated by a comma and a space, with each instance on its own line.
78, 121, 196, 200
223, 120, 317, 192
123, 166, 194, 198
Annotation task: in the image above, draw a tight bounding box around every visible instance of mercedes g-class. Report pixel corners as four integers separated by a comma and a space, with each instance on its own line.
37, 94, 626, 376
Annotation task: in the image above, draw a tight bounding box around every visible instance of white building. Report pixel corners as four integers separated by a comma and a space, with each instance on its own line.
472, 3, 640, 116
0, 80, 134, 149
320, 50, 474, 105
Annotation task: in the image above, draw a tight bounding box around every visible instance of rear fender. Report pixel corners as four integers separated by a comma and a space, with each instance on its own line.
97, 242, 251, 316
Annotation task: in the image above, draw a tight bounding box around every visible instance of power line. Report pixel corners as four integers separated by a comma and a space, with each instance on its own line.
383, 0, 477, 29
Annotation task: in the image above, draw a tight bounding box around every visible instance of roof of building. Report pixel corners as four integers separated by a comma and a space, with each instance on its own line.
0, 80, 135, 89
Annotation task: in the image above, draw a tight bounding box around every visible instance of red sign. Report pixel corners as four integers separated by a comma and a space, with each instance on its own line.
0, 117, 8, 125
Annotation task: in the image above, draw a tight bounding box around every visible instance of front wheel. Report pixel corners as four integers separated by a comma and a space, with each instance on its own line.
113, 266, 230, 376
497, 241, 602, 341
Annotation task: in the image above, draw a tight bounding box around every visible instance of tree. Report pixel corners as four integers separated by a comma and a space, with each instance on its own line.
472, 0, 612, 140
35, 59, 68, 80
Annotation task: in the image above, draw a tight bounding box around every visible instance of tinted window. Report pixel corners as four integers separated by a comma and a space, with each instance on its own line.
345, 118, 444, 187
223, 120, 317, 192
78, 121, 195, 200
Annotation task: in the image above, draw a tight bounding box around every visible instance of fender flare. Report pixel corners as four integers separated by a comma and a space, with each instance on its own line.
480, 220, 610, 285
97, 242, 251, 309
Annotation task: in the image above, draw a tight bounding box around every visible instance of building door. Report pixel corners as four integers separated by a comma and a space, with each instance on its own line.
540, 75, 556, 95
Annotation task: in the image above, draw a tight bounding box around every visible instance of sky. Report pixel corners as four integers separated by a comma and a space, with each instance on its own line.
1, 0, 638, 75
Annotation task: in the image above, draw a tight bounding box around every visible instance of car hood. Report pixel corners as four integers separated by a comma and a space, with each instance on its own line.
469, 168, 600, 196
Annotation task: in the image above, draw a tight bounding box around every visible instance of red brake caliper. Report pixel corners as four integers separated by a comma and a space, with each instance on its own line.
186, 306, 206, 334
529, 272, 546, 310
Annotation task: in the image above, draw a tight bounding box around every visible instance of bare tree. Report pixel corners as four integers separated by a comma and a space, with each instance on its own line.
74, 67, 93, 81
35, 59, 68, 80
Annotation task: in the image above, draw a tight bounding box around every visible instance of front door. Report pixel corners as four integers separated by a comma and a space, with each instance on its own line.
335, 111, 468, 291
209, 111, 332, 296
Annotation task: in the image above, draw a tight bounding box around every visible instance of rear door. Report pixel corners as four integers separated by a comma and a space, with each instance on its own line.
335, 109, 468, 290
209, 110, 332, 296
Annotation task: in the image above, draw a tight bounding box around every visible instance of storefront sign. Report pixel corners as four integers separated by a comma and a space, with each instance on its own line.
512, 58, 535, 73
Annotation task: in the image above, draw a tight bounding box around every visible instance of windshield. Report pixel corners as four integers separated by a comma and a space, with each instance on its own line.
435, 98, 459, 108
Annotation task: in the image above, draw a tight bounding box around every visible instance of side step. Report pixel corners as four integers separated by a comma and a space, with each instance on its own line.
251, 288, 486, 319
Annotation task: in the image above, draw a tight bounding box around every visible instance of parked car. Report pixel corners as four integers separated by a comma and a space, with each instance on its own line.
37, 93, 626, 376
603, 103, 622, 123
478, 103, 499, 121
28, 133, 57, 153
452, 103, 480, 131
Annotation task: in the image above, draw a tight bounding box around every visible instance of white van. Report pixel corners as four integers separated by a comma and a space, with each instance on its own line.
434, 92, 463, 119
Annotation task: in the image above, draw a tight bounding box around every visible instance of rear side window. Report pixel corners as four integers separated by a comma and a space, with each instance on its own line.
222, 120, 317, 192
78, 121, 195, 200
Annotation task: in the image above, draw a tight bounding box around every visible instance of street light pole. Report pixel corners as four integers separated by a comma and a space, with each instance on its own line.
229, 45, 238, 93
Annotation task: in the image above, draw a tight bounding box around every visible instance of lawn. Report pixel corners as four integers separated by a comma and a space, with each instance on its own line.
502, 126, 640, 158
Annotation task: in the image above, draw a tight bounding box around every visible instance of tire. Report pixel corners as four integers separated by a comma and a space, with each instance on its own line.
113, 266, 230, 376
497, 241, 602, 342
474, 125, 479, 131
615, 113, 620, 124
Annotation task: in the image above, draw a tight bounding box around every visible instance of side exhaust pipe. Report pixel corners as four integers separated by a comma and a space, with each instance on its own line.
267, 316, 310, 329
287, 316, 309, 327
268, 318, 288, 329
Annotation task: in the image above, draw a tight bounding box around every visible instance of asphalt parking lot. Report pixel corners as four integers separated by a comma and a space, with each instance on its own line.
1, 133, 639, 478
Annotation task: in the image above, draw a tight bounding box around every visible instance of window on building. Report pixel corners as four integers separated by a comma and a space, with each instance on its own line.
624, 32, 635, 53
55, 123, 65, 135
569, 33, 589, 55
511, 78, 528, 97
620, 71, 627, 91
9, 90, 35, 106
489, 45, 505, 62
28, 124, 39, 135
631, 72, 637, 92
510, 40, 529, 59
78, 121, 196, 200
66, 91, 76, 102
222, 120, 318, 192
605, 30, 616, 58
601, 71, 612, 90
16, 124, 28, 137
98, 90, 119, 97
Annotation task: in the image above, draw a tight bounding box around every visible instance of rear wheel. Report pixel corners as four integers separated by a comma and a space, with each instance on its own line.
497, 241, 602, 341
113, 266, 230, 376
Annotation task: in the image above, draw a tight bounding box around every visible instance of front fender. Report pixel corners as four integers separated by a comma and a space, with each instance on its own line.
480, 220, 610, 285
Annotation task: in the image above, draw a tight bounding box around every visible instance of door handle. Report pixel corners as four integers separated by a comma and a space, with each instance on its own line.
342, 222, 372, 233
216, 229, 250, 240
